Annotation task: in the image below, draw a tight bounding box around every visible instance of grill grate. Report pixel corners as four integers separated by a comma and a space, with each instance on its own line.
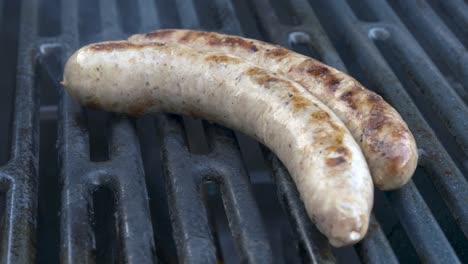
0, 0, 466, 263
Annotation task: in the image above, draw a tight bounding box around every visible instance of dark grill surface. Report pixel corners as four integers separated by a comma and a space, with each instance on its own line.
0, 0, 467, 263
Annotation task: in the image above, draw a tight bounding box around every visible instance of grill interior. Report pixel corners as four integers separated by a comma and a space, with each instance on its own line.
0, 0, 467, 263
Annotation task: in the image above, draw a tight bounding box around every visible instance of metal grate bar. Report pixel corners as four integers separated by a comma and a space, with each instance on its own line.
59, 154, 95, 263
11, 1, 40, 161
211, 0, 242, 34
0, 0, 3, 31
419, 150, 468, 236
99, 0, 123, 39
203, 124, 273, 263
426, 0, 468, 46
249, 0, 292, 46
174, 0, 200, 30
354, 216, 399, 264
56, 2, 95, 259
60, 0, 79, 45
0, 0, 40, 261
387, 0, 468, 94
159, 115, 219, 263
253, 0, 289, 41
107, 118, 156, 263
387, 182, 460, 263
136, 0, 159, 33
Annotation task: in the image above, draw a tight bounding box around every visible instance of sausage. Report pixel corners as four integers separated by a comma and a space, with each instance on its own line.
62, 41, 373, 247
129, 29, 418, 190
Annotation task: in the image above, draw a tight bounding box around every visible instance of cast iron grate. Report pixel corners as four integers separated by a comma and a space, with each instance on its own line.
0, 0, 466, 263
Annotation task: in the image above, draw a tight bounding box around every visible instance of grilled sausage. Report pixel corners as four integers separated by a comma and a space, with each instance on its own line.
129, 29, 418, 190
62, 41, 373, 246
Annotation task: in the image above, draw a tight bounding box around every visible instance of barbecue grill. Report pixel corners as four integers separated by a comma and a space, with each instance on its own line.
0, 0, 467, 263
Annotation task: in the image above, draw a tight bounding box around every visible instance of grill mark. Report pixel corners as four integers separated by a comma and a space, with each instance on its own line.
89, 41, 165, 51
322, 133, 344, 150
307, 65, 329, 76
309, 110, 342, 133
324, 145, 351, 167
310, 111, 331, 121
363, 106, 392, 158
257, 76, 280, 87
220, 36, 258, 52
144, 29, 176, 39
175, 30, 260, 52
205, 54, 241, 64
294, 60, 341, 93
358, 88, 409, 159
290, 95, 309, 110
245, 67, 264, 76
326, 156, 347, 167
246, 67, 288, 87
179, 31, 205, 42
368, 107, 389, 130
245, 67, 309, 111
361, 91, 399, 144
335, 146, 350, 156
339, 86, 359, 110
265, 47, 289, 57
327, 78, 341, 92
309, 110, 349, 163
